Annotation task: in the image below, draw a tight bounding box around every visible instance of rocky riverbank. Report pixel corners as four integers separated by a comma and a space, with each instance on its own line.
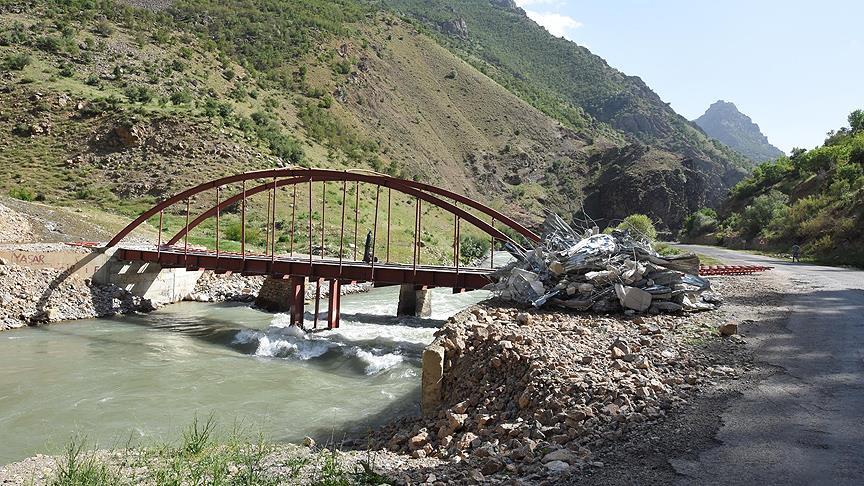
353, 278, 753, 483
0, 258, 150, 331
0, 257, 373, 331
0, 273, 788, 484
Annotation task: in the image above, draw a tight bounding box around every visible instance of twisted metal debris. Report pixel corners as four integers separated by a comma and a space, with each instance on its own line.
491, 213, 715, 314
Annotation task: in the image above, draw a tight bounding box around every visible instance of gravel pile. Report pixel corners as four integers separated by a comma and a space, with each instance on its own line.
0, 203, 34, 244
364, 278, 755, 483
187, 272, 265, 303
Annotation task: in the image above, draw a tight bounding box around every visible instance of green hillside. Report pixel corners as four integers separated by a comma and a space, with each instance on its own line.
383, 1, 749, 161
1, 0, 753, 253
683, 110, 864, 266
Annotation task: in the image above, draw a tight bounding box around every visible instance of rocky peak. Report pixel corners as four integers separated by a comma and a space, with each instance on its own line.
489, 0, 522, 12
694, 100, 784, 163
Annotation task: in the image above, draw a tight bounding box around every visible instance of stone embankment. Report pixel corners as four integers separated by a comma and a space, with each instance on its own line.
363, 275, 769, 483
0, 259, 375, 330
0, 257, 150, 331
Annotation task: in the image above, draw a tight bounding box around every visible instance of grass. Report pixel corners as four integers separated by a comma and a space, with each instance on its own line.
44, 418, 393, 486
696, 253, 724, 266
656, 242, 724, 266
50, 437, 121, 486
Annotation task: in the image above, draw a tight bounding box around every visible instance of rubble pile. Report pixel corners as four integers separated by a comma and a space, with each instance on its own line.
369, 301, 744, 482
493, 213, 715, 314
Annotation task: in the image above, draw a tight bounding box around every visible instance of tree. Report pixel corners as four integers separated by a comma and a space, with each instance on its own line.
459, 234, 490, 265
739, 190, 788, 239
682, 208, 719, 238
617, 214, 657, 241
849, 109, 864, 134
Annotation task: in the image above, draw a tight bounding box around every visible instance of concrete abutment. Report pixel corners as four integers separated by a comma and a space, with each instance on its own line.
397, 283, 432, 317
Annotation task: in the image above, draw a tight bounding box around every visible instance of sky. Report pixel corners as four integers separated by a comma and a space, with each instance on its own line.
514, 0, 864, 152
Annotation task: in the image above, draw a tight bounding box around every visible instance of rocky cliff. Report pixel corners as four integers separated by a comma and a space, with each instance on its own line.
694, 101, 784, 163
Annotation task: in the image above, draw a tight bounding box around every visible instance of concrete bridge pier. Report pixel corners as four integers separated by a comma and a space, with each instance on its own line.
397, 284, 432, 318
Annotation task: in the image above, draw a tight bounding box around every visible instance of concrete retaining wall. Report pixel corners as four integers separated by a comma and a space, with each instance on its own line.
95, 258, 202, 306
0, 249, 110, 278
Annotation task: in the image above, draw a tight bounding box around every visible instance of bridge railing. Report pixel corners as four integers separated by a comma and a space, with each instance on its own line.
106, 168, 540, 272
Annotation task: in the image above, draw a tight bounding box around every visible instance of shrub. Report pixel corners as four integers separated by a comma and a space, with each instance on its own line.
332, 60, 351, 75
170, 89, 192, 105
617, 214, 658, 241
9, 187, 35, 201
257, 125, 304, 164
95, 19, 114, 37
224, 221, 263, 245
58, 63, 74, 77
125, 85, 154, 104
460, 234, 491, 265
3, 53, 30, 71
682, 208, 719, 239
35, 35, 63, 53
738, 190, 788, 239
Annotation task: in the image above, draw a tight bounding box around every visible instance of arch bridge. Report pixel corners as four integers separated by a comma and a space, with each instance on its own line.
106, 168, 540, 329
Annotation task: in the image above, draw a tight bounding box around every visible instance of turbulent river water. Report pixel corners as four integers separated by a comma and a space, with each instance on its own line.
0, 286, 491, 465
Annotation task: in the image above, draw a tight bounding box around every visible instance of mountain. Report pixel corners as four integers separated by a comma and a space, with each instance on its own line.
694, 100, 785, 163
381, 0, 749, 227
0, 0, 749, 251
683, 109, 864, 266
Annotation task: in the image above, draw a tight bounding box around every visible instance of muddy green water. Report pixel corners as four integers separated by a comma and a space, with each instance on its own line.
0, 286, 490, 465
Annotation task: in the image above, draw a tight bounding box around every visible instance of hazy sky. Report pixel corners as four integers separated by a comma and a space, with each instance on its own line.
515, 0, 864, 152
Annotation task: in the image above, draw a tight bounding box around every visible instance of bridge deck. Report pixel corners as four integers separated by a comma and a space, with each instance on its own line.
116, 247, 495, 290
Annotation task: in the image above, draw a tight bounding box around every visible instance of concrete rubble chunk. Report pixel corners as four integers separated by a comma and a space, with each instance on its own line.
490, 212, 714, 315
614, 284, 652, 311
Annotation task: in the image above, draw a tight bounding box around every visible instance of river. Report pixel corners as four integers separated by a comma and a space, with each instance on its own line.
0, 286, 491, 465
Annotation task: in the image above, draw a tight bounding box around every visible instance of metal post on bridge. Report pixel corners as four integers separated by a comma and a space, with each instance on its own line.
156, 209, 163, 258
289, 184, 297, 257
339, 180, 346, 269
271, 177, 277, 263
313, 278, 322, 329
327, 279, 341, 329
289, 275, 305, 327
241, 180, 246, 260
215, 185, 220, 262
353, 180, 359, 261
308, 179, 313, 265
320, 180, 326, 258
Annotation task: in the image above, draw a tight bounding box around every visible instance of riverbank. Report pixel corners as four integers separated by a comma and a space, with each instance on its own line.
0, 272, 789, 484
0, 256, 150, 330
0, 253, 372, 331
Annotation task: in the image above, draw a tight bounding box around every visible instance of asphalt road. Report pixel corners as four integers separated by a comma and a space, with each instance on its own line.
670, 245, 864, 485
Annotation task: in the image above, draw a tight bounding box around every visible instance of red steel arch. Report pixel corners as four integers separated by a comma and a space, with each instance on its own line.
106, 168, 539, 250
